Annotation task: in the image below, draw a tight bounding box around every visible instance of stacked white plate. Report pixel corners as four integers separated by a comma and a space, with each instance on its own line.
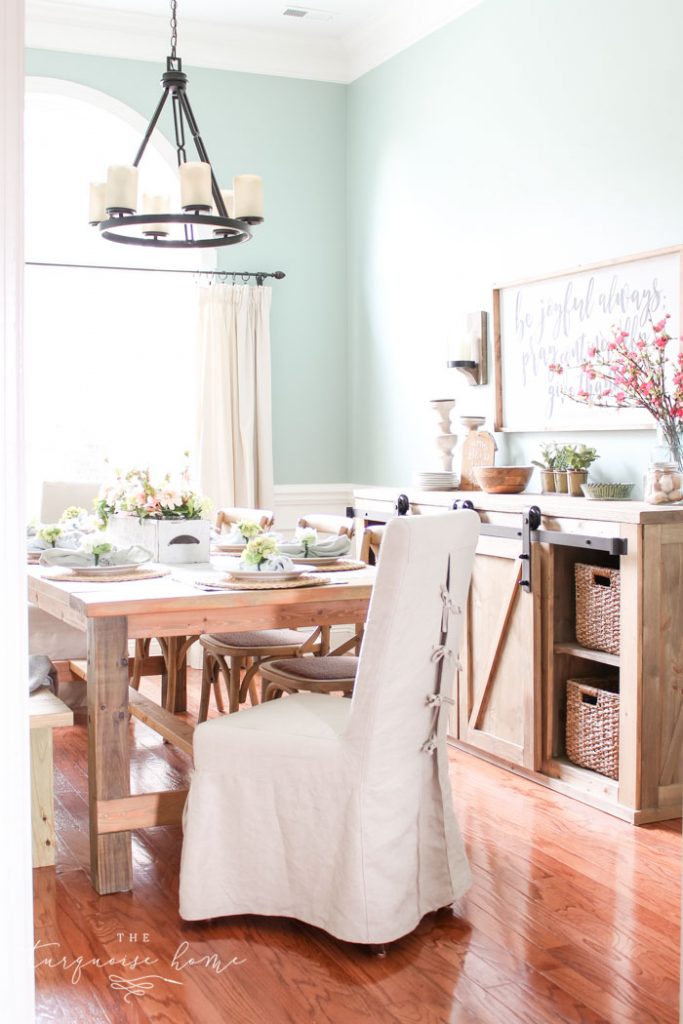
413, 471, 459, 491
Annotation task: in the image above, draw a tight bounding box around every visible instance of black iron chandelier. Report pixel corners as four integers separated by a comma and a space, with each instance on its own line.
88, 0, 263, 249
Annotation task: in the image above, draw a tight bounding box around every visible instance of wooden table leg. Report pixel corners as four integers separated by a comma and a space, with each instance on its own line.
161, 635, 199, 713
87, 616, 132, 894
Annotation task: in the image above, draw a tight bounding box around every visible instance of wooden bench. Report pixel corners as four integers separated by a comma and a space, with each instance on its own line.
29, 688, 73, 867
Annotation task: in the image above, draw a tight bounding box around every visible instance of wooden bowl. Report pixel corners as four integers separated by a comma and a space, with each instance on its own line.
474, 466, 534, 494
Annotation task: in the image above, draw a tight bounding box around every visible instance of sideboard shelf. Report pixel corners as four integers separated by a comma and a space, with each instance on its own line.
352, 487, 683, 824
553, 641, 620, 668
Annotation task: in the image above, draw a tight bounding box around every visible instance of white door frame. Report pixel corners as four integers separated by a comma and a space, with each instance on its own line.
1, 0, 35, 1017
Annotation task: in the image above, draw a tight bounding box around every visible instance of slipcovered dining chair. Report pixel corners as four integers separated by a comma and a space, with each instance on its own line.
180, 510, 479, 944
258, 523, 386, 702
196, 511, 355, 722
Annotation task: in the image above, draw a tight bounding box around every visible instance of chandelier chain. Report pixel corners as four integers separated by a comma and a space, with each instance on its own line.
169, 0, 178, 59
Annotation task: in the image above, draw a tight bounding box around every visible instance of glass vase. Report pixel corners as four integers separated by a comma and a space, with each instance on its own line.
644, 424, 683, 505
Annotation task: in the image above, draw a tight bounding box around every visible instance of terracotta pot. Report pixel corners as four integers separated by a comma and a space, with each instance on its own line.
567, 470, 588, 497
553, 470, 568, 493
540, 470, 556, 494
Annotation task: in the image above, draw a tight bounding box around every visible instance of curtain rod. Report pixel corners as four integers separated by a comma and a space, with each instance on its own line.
25, 261, 286, 285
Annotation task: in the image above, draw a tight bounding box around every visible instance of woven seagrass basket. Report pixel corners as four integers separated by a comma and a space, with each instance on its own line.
574, 563, 620, 655
565, 677, 620, 779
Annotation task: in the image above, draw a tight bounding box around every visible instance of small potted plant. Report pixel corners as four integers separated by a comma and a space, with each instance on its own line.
532, 443, 559, 493
565, 444, 599, 496
552, 445, 571, 493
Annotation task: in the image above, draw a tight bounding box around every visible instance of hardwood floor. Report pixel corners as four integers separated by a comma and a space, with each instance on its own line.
34, 670, 681, 1024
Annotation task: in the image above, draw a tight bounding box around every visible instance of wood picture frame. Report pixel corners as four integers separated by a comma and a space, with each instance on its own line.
492, 245, 683, 432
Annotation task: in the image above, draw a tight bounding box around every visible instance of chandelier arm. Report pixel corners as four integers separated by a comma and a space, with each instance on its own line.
133, 87, 171, 167
176, 90, 228, 219
170, 89, 188, 167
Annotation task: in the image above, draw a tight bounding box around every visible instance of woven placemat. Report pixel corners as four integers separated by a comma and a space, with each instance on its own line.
196, 573, 332, 591
307, 559, 366, 573
44, 567, 171, 583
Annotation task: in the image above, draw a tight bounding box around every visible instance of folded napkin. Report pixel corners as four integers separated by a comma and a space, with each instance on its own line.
237, 554, 295, 573
39, 545, 153, 568
277, 535, 351, 559
28, 655, 58, 695
28, 529, 83, 553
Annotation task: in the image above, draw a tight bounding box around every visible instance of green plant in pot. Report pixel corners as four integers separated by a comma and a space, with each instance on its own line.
532, 443, 559, 493
551, 445, 572, 493
565, 444, 599, 496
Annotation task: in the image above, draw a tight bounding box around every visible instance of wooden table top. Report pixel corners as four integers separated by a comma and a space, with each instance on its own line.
28, 563, 376, 639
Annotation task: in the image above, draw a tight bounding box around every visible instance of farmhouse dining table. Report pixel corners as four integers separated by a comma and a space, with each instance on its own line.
27, 562, 375, 894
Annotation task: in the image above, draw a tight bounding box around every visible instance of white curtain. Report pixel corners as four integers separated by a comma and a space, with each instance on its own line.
196, 283, 274, 511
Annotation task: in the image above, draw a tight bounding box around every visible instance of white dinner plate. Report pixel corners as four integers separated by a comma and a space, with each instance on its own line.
212, 542, 246, 553
224, 566, 313, 582
63, 562, 147, 577
290, 556, 342, 566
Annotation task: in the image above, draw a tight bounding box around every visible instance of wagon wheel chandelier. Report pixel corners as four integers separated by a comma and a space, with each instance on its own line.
88, 0, 263, 249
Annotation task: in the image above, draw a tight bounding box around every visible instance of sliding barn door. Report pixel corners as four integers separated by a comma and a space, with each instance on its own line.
455, 537, 541, 770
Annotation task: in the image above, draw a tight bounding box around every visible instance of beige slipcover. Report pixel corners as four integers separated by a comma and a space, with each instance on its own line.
179, 511, 479, 943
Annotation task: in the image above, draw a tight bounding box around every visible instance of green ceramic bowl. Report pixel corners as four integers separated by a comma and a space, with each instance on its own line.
581, 482, 635, 501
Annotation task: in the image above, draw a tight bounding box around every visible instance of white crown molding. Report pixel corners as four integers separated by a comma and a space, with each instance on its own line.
26, 0, 483, 84
343, 0, 484, 82
25, 0, 349, 83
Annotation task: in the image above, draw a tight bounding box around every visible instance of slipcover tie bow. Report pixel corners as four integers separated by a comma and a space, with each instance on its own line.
426, 693, 455, 708
431, 645, 462, 671
440, 585, 461, 616
421, 734, 438, 755
431, 644, 452, 663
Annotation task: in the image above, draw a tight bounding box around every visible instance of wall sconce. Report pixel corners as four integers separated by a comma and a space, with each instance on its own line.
447, 310, 488, 386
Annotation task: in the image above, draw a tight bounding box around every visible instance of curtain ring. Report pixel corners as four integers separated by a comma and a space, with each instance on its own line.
242, 273, 250, 283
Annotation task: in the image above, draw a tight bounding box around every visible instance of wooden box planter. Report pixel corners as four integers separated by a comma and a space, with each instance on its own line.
107, 515, 211, 563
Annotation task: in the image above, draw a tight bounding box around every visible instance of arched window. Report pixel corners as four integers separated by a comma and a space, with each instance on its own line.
25, 78, 214, 515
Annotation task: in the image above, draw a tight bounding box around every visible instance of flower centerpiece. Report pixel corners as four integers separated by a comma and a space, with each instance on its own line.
295, 527, 317, 557
235, 519, 263, 542
97, 457, 212, 562
241, 534, 280, 570
79, 534, 114, 566
550, 317, 683, 503
38, 524, 62, 548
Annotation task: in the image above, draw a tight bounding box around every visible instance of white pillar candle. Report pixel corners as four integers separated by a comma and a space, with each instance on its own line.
219, 188, 235, 218
453, 337, 474, 362
105, 165, 138, 211
180, 161, 212, 208
143, 193, 170, 215
142, 193, 170, 235
88, 182, 106, 223
234, 174, 264, 219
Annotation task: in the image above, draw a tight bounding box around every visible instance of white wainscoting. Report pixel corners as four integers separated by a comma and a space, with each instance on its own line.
187, 483, 356, 669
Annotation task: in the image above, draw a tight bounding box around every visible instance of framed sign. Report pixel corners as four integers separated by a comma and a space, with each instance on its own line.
493, 246, 683, 432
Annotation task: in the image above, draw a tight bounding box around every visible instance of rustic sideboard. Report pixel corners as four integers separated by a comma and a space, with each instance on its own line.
351, 487, 683, 824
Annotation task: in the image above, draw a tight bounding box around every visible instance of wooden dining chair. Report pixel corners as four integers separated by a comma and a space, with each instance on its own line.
258, 523, 382, 702
215, 507, 274, 533
197, 511, 356, 722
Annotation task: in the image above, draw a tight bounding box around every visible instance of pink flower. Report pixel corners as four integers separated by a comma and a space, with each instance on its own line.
655, 336, 668, 349
587, 345, 598, 358
636, 340, 647, 350
615, 391, 626, 403
577, 389, 589, 398
653, 319, 667, 332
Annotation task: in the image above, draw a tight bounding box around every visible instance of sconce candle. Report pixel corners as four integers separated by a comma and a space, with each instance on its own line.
180, 161, 212, 209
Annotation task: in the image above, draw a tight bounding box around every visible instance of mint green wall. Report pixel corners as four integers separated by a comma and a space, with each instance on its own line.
26, 48, 348, 485
347, 0, 683, 493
